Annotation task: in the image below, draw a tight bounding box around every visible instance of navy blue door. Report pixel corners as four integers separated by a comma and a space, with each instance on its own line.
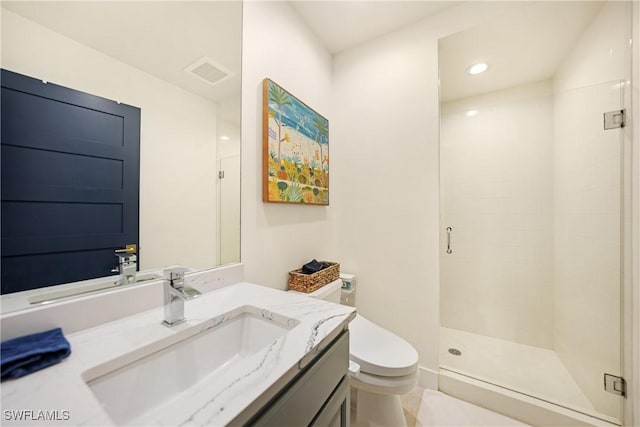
1, 69, 140, 294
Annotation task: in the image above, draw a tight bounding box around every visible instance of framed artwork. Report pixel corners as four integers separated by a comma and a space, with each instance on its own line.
262, 78, 329, 205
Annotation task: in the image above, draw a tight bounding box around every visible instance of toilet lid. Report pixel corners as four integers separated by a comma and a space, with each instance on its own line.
349, 314, 418, 377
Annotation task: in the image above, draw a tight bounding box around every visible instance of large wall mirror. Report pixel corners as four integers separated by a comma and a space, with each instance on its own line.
0, 1, 242, 312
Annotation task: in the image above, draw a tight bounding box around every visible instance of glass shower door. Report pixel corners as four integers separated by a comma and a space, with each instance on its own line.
549, 79, 625, 421
439, 78, 627, 423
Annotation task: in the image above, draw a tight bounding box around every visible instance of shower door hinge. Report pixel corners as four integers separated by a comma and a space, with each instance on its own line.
604, 373, 626, 397
604, 109, 625, 130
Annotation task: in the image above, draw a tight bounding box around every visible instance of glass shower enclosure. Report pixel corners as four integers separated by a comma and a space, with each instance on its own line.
438, 1, 631, 424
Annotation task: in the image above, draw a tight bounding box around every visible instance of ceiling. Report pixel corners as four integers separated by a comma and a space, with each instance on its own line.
290, 1, 604, 100
439, 1, 604, 102
3, 1, 605, 108
290, 1, 459, 54
2, 1, 242, 114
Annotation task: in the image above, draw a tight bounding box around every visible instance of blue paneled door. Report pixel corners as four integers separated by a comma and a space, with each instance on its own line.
1, 69, 141, 294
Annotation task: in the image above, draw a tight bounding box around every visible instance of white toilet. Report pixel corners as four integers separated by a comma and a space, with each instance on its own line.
290, 278, 419, 426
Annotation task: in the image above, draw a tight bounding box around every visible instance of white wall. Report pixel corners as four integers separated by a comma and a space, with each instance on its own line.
241, 1, 334, 289
218, 120, 241, 159
552, 1, 631, 418
1, 9, 219, 270
331, 24, 439, 377
217, 120, 241, 265
441, 82, 554, 349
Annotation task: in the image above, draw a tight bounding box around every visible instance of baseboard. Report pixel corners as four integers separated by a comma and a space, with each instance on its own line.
418, 365, 438, 390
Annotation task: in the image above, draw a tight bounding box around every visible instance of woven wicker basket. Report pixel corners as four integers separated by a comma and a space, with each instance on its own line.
288, 261, 340, 293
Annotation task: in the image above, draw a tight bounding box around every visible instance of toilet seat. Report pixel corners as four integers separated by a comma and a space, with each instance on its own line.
349, 314, 418, 377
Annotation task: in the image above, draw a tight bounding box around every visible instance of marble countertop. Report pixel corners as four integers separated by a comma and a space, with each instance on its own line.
1, 282, 356, 426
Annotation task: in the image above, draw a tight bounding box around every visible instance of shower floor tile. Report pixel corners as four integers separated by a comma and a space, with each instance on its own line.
440, 327, 594, 412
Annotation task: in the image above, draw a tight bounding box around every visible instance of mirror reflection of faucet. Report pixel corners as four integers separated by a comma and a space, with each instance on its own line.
111, 245, 138, 286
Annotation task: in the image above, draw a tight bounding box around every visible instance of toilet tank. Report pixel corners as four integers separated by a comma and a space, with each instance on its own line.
289, 278, 342, 303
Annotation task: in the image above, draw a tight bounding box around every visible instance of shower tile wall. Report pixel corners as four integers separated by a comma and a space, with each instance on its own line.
441, 81, 554, 349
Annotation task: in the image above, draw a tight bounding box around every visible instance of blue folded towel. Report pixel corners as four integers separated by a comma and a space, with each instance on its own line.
302, 259, 326, 274
1, 328, 71, 380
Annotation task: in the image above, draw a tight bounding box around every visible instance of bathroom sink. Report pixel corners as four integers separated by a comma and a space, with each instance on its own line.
84, 306, 298, 424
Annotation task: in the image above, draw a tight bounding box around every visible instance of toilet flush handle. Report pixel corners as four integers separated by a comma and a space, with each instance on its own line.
349, 360, 360, 377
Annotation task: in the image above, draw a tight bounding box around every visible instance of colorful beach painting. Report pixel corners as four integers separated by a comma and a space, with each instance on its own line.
262, 78, 329, 205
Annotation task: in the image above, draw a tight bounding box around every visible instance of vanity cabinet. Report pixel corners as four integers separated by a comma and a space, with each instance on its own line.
241, 330, 350, 427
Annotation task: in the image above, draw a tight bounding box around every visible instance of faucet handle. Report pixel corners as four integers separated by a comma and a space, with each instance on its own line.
180, 286, 201, 300
163, 266, 189, 282
115, 253, 136, 264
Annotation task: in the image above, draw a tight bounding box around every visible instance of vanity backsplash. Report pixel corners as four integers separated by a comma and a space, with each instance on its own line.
0, 264, 244, 341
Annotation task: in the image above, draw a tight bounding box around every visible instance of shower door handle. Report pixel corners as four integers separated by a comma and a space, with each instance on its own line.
446, 227, 453, 254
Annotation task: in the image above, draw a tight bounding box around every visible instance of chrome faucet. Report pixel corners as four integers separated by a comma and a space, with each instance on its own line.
162, 267, 201, 327
111, 252, 137, 285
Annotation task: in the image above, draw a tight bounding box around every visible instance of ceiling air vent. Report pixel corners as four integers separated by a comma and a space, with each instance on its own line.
184, 56, 233, 87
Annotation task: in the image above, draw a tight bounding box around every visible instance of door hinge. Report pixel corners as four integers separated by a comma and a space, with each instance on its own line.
604, 373, 626, 397
604, 109, 625, 130
218, 171, 225, 179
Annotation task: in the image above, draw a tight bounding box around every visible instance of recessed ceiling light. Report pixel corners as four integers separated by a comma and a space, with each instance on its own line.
466, 110, 479, 117
467, 63, 489, 75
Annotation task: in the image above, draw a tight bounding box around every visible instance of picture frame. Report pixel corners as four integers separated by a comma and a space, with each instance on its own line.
262, 78, 329, 205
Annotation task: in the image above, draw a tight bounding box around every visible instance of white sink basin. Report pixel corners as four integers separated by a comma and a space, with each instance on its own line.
84, 306, 298, 424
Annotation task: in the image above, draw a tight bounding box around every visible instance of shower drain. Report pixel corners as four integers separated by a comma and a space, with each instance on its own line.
448, 348, 462, 356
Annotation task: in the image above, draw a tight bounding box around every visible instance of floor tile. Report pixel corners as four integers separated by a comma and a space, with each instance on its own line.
416, 389, 529, 427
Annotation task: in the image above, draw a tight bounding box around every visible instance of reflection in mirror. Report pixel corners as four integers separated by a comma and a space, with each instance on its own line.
0, 1, 241, 313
